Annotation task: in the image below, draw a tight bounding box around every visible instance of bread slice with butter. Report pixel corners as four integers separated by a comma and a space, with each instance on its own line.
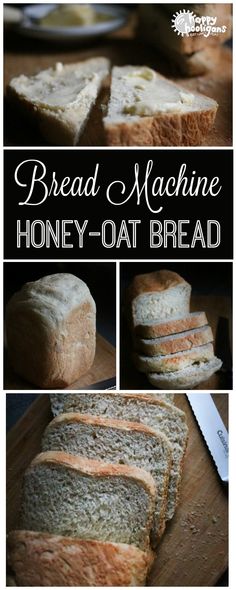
7, 57, 110, 146
103, 65, 218, 146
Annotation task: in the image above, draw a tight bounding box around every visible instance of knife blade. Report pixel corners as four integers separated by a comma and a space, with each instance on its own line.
187, 393, 228, 484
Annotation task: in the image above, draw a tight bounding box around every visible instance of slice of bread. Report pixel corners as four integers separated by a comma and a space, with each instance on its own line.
20, 451, 156, 551
8, 530, 154, 587
103, 66, 218, 146
8, 57, 110, 146
49, 392, 175, 416
136, 325, 213, 356
127, 270, 191, 326
59, 393, 188, 521
134, 343, 214, 373
148, 357, 223, 389
134, 311, 208, 339
42, 414, 172, 541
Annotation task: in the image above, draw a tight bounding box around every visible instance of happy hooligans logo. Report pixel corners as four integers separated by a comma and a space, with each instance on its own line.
171, 9, 227, 38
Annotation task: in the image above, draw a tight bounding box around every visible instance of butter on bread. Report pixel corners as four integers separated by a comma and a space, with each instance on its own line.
7, 57, 110, 145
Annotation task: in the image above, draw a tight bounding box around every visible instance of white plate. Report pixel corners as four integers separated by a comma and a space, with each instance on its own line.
17, 3, 129, 42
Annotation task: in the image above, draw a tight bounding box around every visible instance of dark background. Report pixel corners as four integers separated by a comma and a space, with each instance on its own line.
4, 149, 233, 259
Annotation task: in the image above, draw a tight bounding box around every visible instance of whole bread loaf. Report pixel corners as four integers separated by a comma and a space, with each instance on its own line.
6, 273, 96, 388
8, 531, 154, 587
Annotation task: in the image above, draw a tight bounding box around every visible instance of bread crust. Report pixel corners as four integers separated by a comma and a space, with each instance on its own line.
104, 106, 217, 146
127, 270, 190, 300
29, 451, 157, 500
8, 530, 155, 586
7, 57, 110, 146
134, 343, 214, 373
42, 414, 172, 541
134, 312, 208, 338
6, 273, 96, 388
136, 325, 213, 356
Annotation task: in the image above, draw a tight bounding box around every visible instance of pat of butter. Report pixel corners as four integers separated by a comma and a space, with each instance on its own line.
124, 99, 184, 116
11, 63, 97, 111
180, 91, 194, 105
126, 67, 156, 82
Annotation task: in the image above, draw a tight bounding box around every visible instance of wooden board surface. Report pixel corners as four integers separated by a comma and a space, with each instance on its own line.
6, 392, 228, 586
120, 295, 232, 390
4, 16, 232, 146
5, 333, 116, 390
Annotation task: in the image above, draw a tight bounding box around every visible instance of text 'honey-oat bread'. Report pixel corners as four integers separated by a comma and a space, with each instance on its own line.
19, 451, 156, 551
60, 392, 188, 520
103, 66, 218, 146
49, 392, 175, 416
8, 58, 110, 146
134, 311, 208, 339
6, 273, 96, 389
8, 530, 154, 587
42, 414, 172, 541
127, 270, 191, 326
136, 325, 213, 356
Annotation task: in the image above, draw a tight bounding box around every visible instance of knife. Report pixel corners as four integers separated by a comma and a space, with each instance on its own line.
187, 393, 228, 484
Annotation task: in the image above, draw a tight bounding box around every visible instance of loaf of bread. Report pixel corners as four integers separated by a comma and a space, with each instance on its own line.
7, 57, 110, 145
138, 4, 232, 75
6, 273, 96, 388
8, 531, 154, 587
103, 66, 218, 146
55, 392, 188, 520
42, 413, 172, 541
19, 451, 156, 551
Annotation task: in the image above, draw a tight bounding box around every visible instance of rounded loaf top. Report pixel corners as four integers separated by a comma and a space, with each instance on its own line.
128, 269, 190, 300
6, 273, 96, 317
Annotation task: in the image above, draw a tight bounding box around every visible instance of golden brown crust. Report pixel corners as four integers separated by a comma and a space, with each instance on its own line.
29, 451, 157, 500
127, 270, 190, 302
134, 312, 208, 338
105, 107, 217, 146
8, 531, 155, 586
136, 325, 213, 356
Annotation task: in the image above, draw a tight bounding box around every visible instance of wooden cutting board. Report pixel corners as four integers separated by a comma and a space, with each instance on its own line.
4, 17, 232, 146
120, 295, 232, 390
6, 393, 228, 586
4, 333, 116, 390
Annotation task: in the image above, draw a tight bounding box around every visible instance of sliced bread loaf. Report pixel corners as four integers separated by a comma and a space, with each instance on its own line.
127, 270, 191, 326
103, 66, 218, 146
19, 451, 156, 551
136, 325, 213, 356
42, 414, 172, 541
49, 392, 175, 416
8, 531, 154, 587
148, 357, 223, 389
134, 343, 214, 373
59, 393, 188, 520
8, 57, 110, 146
134, 311, 208, 339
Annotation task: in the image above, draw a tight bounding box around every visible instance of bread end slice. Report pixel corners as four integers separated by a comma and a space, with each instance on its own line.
147, 357, 223, 389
